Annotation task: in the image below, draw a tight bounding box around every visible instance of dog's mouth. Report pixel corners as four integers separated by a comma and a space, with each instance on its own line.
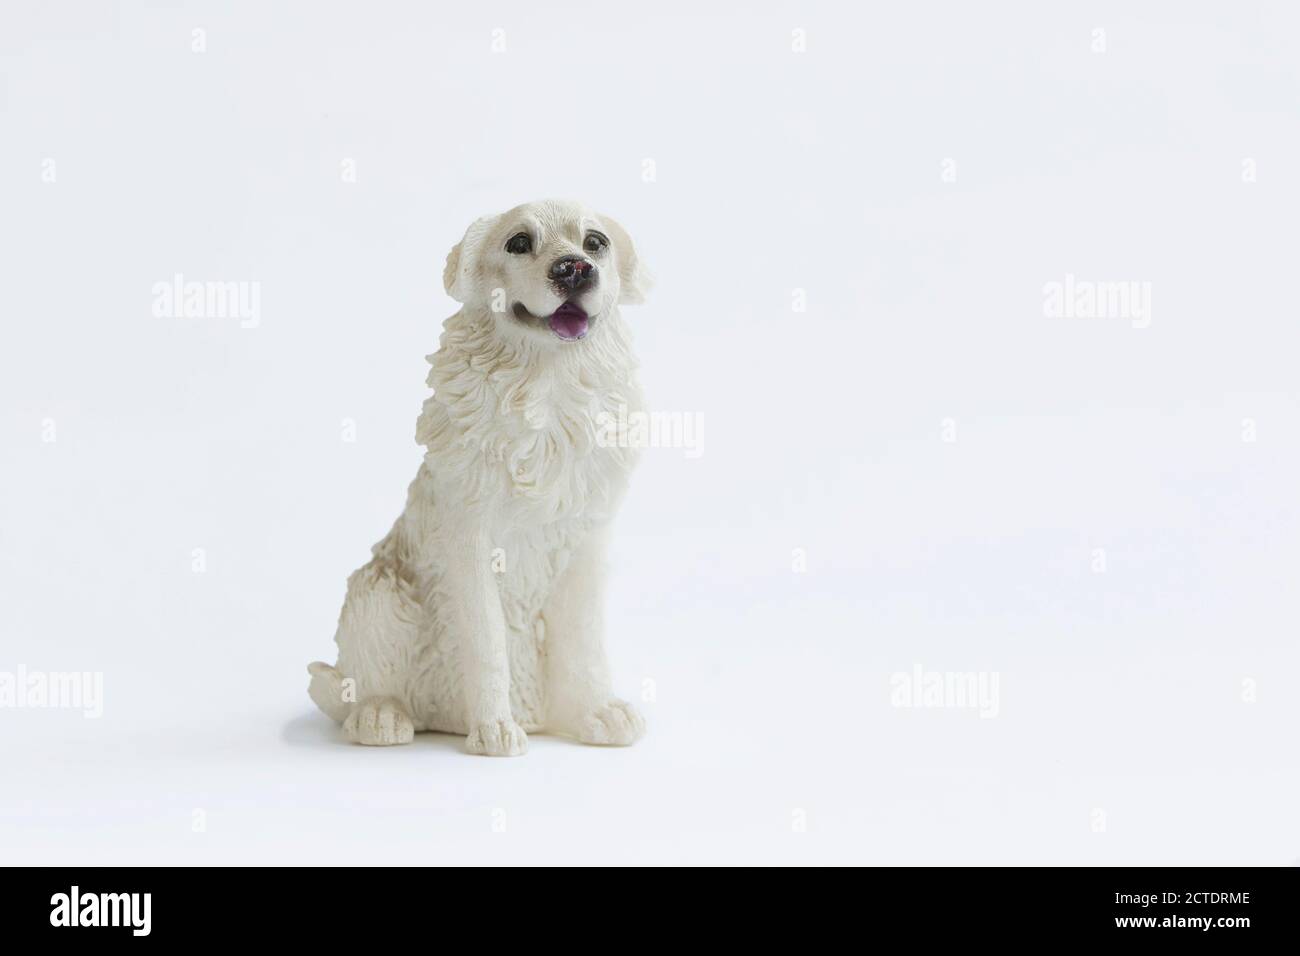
512, 301, 590, 341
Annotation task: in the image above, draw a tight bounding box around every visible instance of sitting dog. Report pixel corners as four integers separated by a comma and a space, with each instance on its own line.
308, 200, 649, 756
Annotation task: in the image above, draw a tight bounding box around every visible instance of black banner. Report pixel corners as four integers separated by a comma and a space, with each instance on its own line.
0, 867, 1292, 942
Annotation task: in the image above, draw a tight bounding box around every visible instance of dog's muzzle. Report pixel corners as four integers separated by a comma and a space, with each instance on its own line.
511, 299, 592, 341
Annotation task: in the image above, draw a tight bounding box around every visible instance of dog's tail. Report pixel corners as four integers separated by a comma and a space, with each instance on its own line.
307, 661, 353, 723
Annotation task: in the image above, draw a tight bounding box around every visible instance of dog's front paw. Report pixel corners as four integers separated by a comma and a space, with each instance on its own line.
577, 699, 645, 746
466, 718, 529, 757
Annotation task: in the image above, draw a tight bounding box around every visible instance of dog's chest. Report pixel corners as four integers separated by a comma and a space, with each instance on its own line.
422, 357, 640, 521
417, 323, 642, 575
481, 384, 635, 618
496, 392, 635, 519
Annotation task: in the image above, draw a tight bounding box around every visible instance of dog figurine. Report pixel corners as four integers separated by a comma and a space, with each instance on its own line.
308, 200, 649, 755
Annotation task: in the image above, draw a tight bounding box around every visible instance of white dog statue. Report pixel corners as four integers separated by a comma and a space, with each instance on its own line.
308, 200, 649, 756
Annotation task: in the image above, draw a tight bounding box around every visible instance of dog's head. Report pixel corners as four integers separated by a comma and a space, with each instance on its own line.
443, 200, 648, 344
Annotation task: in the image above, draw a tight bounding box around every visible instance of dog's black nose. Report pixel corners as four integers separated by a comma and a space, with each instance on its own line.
550, 256, 596, 292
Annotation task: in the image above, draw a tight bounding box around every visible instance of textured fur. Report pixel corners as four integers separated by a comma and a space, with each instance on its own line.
308, 200, 648, 755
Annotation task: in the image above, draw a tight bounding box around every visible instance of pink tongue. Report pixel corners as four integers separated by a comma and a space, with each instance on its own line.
547, 302, 589, 340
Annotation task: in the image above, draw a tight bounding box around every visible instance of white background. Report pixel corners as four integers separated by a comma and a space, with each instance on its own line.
2, 1, 1298, 865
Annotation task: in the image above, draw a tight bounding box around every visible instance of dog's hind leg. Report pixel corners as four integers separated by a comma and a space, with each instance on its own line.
308, 662, 417, 746
342, 696, 415, 745
309, 552, 426, 745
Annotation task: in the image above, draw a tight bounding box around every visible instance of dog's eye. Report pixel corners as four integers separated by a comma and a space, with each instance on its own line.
583, 232, 608, 254
505, 233, 532, 255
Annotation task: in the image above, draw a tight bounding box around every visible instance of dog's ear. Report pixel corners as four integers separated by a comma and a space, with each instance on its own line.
443, 214, 499, 303
600, 214, 651, 305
